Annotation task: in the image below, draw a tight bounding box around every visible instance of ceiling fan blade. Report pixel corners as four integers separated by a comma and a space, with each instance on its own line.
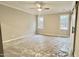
44, 8, 50, 10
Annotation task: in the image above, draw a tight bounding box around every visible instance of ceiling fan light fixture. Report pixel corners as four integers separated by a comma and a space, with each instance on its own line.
37, 8, 42, 11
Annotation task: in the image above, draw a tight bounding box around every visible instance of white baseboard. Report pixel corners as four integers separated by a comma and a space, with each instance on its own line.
3, 35, 26, 43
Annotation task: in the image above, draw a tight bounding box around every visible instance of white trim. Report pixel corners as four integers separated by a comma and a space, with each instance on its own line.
3, 35, 26, 43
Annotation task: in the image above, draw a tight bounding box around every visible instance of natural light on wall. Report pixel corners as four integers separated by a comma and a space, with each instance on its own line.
37, 15, 44, 29
60, 15, 69, 30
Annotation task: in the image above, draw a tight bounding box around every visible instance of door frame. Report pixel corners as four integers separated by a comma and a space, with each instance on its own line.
0, 24, 4, 57
72, 1, 79, 57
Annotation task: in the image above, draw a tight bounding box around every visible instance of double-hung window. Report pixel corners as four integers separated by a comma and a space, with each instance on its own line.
37, 15, 44, 29
60, 15, 69, 30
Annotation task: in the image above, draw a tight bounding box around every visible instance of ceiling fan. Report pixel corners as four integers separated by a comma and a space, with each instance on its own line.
30, 1, 50, 12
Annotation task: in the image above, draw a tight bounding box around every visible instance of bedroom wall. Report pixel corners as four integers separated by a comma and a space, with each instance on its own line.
0, 4, 36, 42
37, 14, 70, 37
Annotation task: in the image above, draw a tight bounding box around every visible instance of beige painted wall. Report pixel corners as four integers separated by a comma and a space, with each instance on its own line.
0, 4, 36, 42
37, 14, 70, 37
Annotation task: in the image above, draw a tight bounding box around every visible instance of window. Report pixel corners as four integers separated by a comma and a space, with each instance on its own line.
60, 15, 69, 30
37, 15, 44, 29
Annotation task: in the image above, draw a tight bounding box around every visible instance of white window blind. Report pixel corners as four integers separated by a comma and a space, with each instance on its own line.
60, 15, 69, 30
38, 16, 44, 29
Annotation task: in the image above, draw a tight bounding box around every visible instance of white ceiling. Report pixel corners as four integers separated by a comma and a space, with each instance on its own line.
0, 1, 75, 15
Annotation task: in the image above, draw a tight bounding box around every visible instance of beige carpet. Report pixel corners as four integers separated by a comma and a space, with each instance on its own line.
3, 35, 71, 57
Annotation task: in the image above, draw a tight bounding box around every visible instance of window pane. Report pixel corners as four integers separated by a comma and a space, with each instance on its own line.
60, 15, 69, 30
38, 16, 44, 29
